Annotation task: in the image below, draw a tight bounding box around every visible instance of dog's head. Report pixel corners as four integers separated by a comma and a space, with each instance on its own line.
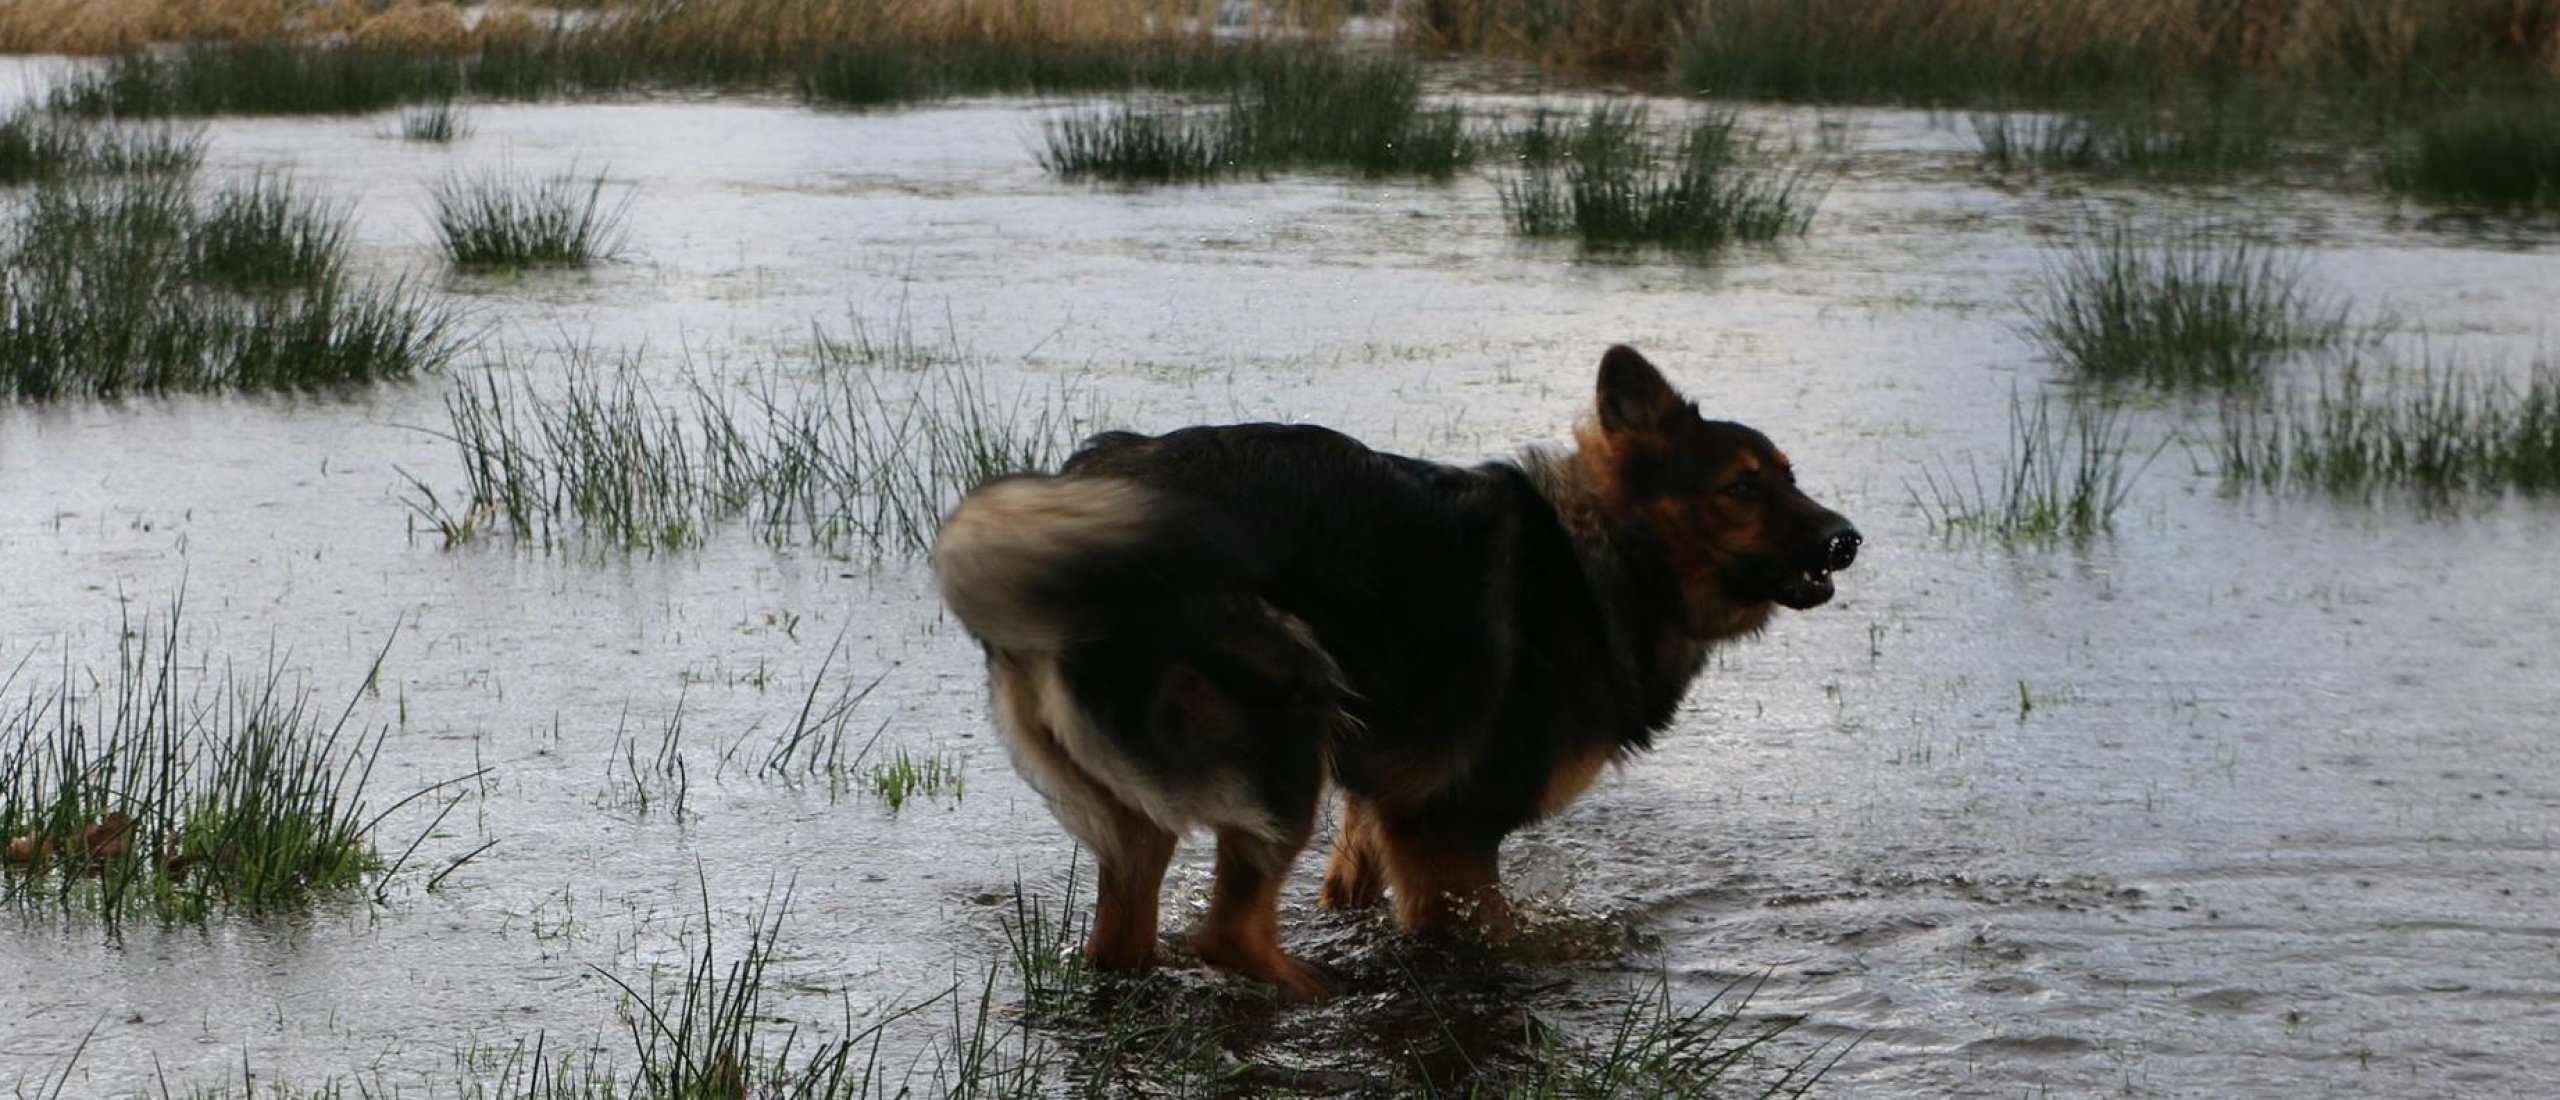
1579, 345, 1859, 630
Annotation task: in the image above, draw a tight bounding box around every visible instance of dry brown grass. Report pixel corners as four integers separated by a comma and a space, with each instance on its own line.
1680, 0, 2560, 97
0, 0, 1247, 55
11, 0, 2545, 92
348, 3, 470, 52
599, 0, 1223, 53
1410, 0, 1693, 69
1, 0, 341, 53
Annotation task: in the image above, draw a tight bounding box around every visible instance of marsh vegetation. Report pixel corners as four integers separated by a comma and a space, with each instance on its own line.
1, 163, 460, 400
0, 603, 399, 924
430, 166, 630, 270
1498, 100, 1822, 252
402, 320, 1094, 557
3, 4, 2555, 1097
2028, 223, 2347, 392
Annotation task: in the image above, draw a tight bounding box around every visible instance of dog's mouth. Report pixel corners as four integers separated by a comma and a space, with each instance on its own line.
1773, 570, 1835, 610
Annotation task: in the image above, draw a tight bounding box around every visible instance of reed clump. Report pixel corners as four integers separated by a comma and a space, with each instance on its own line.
188, 170, 345, 290
2, 165, 461, 401
1968, 93, 2290, 178
2388, 97, 2560, 211
1915, 393, 2161, 543
0, 110, 203, 185
49, 40, 465, 117
2220, 353, 2560, 496
1498, 100, 1822, 252
1040, 50, 1473, 183
0, 603, 394, 925
399, 100, 471, 142
404, 317, 1094, 557
2029, 223, 2346, 391
430, 166, 631, 269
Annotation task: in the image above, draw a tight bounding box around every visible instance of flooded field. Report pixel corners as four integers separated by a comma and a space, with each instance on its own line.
5, 55, 2558, 1098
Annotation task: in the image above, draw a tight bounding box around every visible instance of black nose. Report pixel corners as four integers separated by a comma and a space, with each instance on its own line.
1823, 526, 1861, 572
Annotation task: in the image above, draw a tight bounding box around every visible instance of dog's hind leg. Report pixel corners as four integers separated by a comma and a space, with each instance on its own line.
1316, 795, 1386, 911
1086, 803, 1177, 970
1195, 823, 1329, 999
990, 652, 1176, 972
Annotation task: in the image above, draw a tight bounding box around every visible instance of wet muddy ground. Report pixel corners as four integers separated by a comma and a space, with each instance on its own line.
4, 60, 2558, 1097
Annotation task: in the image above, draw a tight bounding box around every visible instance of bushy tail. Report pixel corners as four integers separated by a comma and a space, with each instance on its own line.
932, 475, 1252, 653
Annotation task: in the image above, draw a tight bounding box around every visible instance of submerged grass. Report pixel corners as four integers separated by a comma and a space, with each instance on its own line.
1498, 101, 1822, 253
1915, 393, 2160, 543
2029, 223, 2346, 391
2, 170, 462, 401
431, 166, 630, 270
1040, 51, 1473, 183
0, 601, 396, 925
404, 315, 1094, 557
2220, 353, 2560, 497
868, 745, 963, 813
2389, 97, 2560, 211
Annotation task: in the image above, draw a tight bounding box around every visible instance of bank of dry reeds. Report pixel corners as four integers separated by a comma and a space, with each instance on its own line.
1681, 0, 2560, 102
0, 0, 1243, 56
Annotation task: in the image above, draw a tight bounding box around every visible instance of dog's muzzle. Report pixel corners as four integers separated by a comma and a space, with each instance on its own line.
1775, 522, 1860, 610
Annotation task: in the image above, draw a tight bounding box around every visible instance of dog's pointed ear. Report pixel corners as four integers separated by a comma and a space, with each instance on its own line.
1596, 345, 1684, 436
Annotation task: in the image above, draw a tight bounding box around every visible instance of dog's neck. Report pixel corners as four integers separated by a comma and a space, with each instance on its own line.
1514, 444, 1731, 734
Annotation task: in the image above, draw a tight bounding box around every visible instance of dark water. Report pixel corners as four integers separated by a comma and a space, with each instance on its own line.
3, 74, 2556, 1097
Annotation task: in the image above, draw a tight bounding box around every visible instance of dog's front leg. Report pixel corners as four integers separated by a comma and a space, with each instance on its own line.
1316, 795, 1387, 910
1378, 823, 1515, 941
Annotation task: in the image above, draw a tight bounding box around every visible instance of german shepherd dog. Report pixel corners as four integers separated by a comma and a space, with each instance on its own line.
934, 346, 1858, 998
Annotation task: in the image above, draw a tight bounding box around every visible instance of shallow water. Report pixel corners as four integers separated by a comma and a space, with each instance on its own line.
3, 61, 2558, 1097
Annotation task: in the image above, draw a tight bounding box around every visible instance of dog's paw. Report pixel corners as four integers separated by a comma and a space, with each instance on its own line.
1194, 936, 1334, 1001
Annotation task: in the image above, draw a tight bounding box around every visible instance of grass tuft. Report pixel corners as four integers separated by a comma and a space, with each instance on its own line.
404, 316, 1094, 556
430, 166, 630, 270
1498, 101, 1822, 252
2, 171, 462, 401
1039, 105, 1228, 184
2219, 352, 2560, 497
1968, 95, 2285, 178
50, 41, 463, 118
1, 111, 203, 185
0, 600, 397, 924
2389, 98, 2560, 211
1915, 393, 2160, 543
188, 171, 347, 291
398, 100, 471, 143
1041, 51, 1473, 184
868, 745, 963, 813
2028, 223, 2346, 391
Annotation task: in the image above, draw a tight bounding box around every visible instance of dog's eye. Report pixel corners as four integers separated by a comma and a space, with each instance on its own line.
1723, 481, 1762, 503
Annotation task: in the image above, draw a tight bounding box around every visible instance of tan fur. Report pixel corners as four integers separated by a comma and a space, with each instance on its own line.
1377, 829, 1512, 938
988, 651, 1282, 858
934, 477, 1157, 652
1315, 796, 1386, 909
1535, 740, 1620, 818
